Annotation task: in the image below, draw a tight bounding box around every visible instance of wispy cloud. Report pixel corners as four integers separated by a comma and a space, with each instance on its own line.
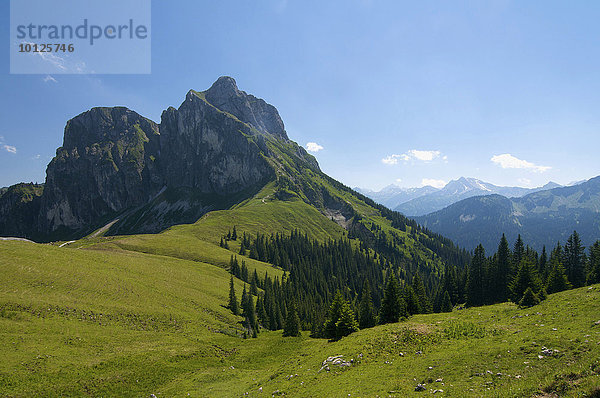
421, 178, 446, 189
43, 75, 57, 83
24, 41, 67, 71
306, 142, 324, 152
491, 153, 551, 173
382, 149, 442, 165
3, 145, 17, 154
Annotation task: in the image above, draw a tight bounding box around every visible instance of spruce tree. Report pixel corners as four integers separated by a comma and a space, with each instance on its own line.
587, 241, 600, 284
241, 261, 249, 283
496, 234, 511, 302
441, 264, 459, 305
241, 285, 258, 336
441, 290, 452, 312
539, 246, 548, 278
228, 276, 239, 315
405, 285, 421, 315
335, 301, 359, 339
412, 273, 432, 313
256, 295, 268, 327
564, 231, 586, 287
283, 301, 301, 337
546, 257, 571, 294
518, 287, 540, 308
232, 225, 237, 240
379, 271, 406, 324
323, 291, 345, 338
358, 280, 376, 329
510, 259, 541, 302
466, 245, 486, 307
512, 235, 525, 273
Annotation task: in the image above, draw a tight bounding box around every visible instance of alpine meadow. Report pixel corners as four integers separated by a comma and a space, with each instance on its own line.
2, 2, 600, 397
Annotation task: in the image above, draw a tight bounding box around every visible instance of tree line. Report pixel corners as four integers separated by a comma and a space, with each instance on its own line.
223, 226, 600, 339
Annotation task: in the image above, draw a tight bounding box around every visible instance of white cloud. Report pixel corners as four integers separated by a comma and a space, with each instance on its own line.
43, 75, 57, 83
491, 153, 551, 173
382, 149, 442, 165
408, 149, 441, 161
421, 178, 446, 189
3, 145, 17, 154
306, 142, 324, 152
33, 154, 41, 160
382, 155, 401, 165
395, 178, 402, 183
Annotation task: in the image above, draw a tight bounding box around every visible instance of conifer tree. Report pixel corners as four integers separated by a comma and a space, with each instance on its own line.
546, 257, 571, 294
379, 271, 406, 324
232, 225, 237, 240
240, 285, 248, 316
412, 273, 432, 313
335, 301, 359, 339
564, 231, 586, 287
241, 285, 258, 336
250, 273, 258, 296
241, 261, 249, 282
230, 255, 241, 277
256, 295, 268, 327
323, 290, 345, 338
358, 280, 376, 329
405, 285, 421, 315
512, 235, 525, 272
587, 241, 600, 285
539, 246, 548, 277
441, 290, 452, 312
283, 301, 301, 337
441, 264, 459, 304
228, 276, 239, 315
511, 259, 541, 302
466, 245, 486, 307
518, 287, 540, 308
495, 234, 511, 302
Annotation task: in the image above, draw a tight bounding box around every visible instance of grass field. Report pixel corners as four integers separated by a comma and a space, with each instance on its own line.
1, 238, 600, 397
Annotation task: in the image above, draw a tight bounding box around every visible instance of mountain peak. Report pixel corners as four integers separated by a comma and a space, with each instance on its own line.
205, 76, 241, 101
200, 76, 288, 139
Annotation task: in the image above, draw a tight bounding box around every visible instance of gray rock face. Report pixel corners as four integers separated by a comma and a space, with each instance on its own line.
2, 77, 292, 240
0, 183, 44, 238
159, 88, 274, 195
204, 76, 287, 139
38, 107, 162, 233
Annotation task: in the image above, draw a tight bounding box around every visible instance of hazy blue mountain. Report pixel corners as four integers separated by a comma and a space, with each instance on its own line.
394, 177, 562, 216
416, 176, 600, 252
354, 184, 438, 209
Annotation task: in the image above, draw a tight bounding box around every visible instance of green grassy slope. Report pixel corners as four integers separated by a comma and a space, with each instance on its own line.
1, 239, 599, 397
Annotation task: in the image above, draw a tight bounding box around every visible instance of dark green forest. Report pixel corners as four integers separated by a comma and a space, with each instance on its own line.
224, 226, 600, 340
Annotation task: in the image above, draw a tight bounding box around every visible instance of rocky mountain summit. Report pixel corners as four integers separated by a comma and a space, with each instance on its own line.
0, 77, 318, 241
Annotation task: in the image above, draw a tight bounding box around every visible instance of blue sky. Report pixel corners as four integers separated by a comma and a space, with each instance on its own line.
1, 0, 599, 190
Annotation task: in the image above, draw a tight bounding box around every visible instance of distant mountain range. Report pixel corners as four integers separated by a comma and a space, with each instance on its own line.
354, 185, 438, 210
357, 177, 563, 216
415, 176, 600, 252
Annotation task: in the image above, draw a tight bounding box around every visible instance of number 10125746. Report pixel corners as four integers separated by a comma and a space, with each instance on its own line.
19, 43, 74, 53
